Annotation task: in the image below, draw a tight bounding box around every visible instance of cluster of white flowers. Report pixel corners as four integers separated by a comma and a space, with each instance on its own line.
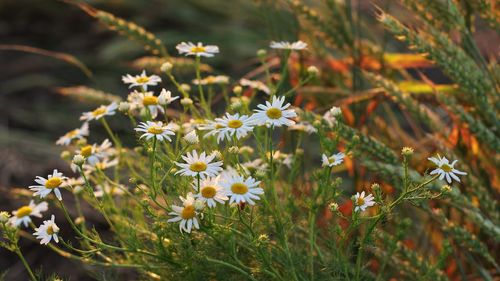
5, 39, 470, 252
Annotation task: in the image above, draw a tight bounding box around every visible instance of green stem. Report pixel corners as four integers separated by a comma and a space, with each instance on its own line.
14, 248, 37, 281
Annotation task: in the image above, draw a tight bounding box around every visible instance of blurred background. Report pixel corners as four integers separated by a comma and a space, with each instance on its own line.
0, 0, 498, 280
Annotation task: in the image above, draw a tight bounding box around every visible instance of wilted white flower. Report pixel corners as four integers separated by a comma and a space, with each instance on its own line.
33, 215, 60, 245
158, 89, 179, 105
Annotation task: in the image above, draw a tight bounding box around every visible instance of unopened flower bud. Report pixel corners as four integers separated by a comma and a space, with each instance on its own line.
76, 138, 87, 146
183, 130, 199, 144
307, 65, 319, 76
328, 202, 339, 212
153, 162, 163, 169
73, 185, 84, 195
239, 146, 254, 154
401, 147, 414, 156
180, 84, 191, 93
75, 216, 85, 225
0, 211, 10, 223
72, 154, 85, 166
441, 185, 452, 193
118, 101, 130, 112
160, 62, 173, 72
233, 85, 242, 95
228, 146, 239, 154
211, 150, 223, 160
194, 199, 205, 211
257, 49, 267, 59
329, 106, 342, 116
60, 150, 71, 161
180, 97, 193, 106
371, 183, 381, 192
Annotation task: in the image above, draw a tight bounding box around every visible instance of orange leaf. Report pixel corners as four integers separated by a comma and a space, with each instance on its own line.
341, 106, 355, 126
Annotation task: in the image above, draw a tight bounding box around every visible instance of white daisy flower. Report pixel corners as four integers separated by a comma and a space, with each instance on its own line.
175, 150, 223, 178
242, 158, 268, 173
83, 158, 119, 173
222, 174, 264, 206
33, 215, 60, 245
270, 40, 308, 50
239, 78, 270, 95
289, 121, 317, 134
214, 113, 256, 143
176, 42, 219, 57
322, 152, 345, 167
353, 191, 376, 212
428, 155, 467, 184
193, 75, 229, 85
56, 122, 89, 146
122, 70, 161, 91
252, 96, 297, 127
29, 169, 68, 201
193, 177, 228, 208
9, 201, 48, 228
76, 139, 113, 166
80, 102, 117, 122
167, 193, 201, 233
94, 182, 125, 198
128, 91, 164, 119
158, 89, 179, 105
199, 120, 226, 143
322, 106, 342, 127
135, 121, 175, 142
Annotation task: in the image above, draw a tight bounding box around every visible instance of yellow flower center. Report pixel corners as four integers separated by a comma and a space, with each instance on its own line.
227, 120, 243, 129
190, 46, 206, 53
143, 96, 158, 106
215, 124, 225, 129
147, 126, 164, 134
231, 183, 248, 195
96, 162, 106, 170
206, 76, 215, 84
66, 129, 79, 138
201, 186, 217, 198
190, 162, 207, 172
266, 107, 282, 119
47, 225, 56, 235
80, 145, 93, 157
357, 197, 365, 206
45, 177, 62, 189
92, 107, 107, 117
136, 76, 150, 84
441, 164, 452, 172
181, 205, 196, 219
16, 206, 32, 218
